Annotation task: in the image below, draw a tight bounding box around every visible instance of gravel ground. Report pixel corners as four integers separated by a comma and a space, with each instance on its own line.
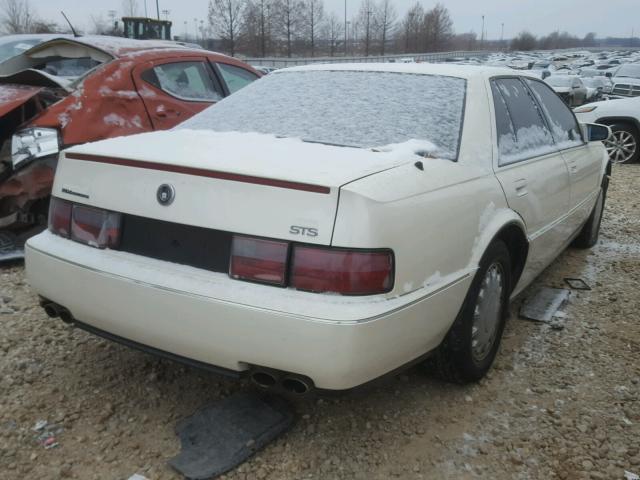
0, 165, 638, 480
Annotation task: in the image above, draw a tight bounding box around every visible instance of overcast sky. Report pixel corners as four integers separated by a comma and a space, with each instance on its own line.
30, 0, 638, 40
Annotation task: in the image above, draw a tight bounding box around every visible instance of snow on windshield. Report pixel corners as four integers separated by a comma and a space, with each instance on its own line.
179, 70, 466, 159
614, 64, 640, 78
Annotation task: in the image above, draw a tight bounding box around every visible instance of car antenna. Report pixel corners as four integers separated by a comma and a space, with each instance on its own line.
61, 11, 81, 38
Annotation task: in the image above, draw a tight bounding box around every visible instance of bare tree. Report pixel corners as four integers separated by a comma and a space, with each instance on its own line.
304, 0, 324, 57
209, 0, 246, 56
400, 2, 423, 53
275, 0, 304, 57
242, 0, 275, 56
356, 0, 375, 56
423, 3, 453, 51
375, 0, 396, 55
321, 12, 342, 56
0, 0, 35, 34
121, 0, 139, 17
511, 31, 537, 51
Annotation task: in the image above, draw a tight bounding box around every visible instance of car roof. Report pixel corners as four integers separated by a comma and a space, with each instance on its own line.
279, 62, 539, 80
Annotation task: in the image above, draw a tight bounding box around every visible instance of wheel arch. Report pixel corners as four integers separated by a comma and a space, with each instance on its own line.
595, 116, 640, 134
471, 210, 529, 295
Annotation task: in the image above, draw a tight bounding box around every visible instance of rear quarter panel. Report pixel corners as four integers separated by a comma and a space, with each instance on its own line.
31, 58, 152, 145
332, 161, 512, 298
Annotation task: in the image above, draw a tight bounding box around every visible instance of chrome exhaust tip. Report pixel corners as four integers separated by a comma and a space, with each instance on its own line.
250, 371, 278, 388
281, 377, 310, 395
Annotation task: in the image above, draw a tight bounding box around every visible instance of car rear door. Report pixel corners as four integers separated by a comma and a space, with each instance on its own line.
132, 57, 225, 130
490, 77, 571, 282
524, 78, 602, 233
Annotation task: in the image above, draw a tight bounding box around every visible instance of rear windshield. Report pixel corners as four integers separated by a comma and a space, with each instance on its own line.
179, 70, 467, 160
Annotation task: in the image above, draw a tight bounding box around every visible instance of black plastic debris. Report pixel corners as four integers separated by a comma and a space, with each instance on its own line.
564, 277, 591, 291
169, 392, 294, 480
0, 231, 23, 262
519, 287, 570, 322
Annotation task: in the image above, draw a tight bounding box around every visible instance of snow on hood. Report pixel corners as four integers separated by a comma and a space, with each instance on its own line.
66, 130, 436, 188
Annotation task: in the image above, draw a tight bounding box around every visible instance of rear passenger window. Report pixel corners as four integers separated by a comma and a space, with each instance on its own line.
217, 63, 258, 94
525, 79, 584, 147
142, 61, 223, 102
492, 78, 555, 165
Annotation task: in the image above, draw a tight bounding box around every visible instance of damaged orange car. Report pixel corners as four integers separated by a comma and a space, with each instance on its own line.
0, 36, 260, 259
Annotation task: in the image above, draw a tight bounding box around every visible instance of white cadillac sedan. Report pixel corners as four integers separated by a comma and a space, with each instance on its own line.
25, 64, 610, 392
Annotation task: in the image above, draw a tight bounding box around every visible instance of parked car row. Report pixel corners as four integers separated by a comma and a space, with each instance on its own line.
436, 49, 640, 165
21, 62, 612, 393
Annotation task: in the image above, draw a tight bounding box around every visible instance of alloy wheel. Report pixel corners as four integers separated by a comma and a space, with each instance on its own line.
604, 130, 637, 164
471, 263, 504, 363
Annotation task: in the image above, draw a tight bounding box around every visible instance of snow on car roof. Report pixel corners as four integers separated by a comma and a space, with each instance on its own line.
281, 62, 538, 80
23, 35, 190, 59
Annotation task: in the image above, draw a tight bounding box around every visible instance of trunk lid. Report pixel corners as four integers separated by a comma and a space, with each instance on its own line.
0, 83, 43, 117
55, 130, 415, 245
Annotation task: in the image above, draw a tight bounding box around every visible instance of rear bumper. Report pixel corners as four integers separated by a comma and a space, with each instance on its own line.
26, 232, 472, 389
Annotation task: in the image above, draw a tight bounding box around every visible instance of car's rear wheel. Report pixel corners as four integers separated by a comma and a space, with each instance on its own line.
604, 124, 639, 164
572, 177, 608, 249
431, 240, 512, 383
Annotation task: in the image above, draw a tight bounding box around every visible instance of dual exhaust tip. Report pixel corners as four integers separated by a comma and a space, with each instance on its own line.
41, 300, 312, 395
42, 302, 74, 324
250, 370, 312, 395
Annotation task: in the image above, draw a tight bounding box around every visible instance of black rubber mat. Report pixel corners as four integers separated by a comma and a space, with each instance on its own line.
0, 231, 23, 262
169, 392, 294, 480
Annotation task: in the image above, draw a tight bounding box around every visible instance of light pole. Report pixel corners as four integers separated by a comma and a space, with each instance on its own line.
156, 0, 160, 20
500, 22, 504, 47
144, 0, 148, 17
184, 20, 188, 41
344, 0, 347, 57
481, 15, 485, 48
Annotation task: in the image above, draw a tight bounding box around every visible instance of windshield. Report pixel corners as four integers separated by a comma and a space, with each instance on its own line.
614, 64, 640, 79
546, 76, 574, 87
0, 37, 43, 63
179, 70, 467, 160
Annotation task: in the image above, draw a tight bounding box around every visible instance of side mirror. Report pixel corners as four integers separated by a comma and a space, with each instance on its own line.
541, 70, 550, 80
605, 72, 613, 78
584, 123, 611, 142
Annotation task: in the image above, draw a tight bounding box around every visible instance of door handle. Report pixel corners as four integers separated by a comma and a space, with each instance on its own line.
514, 178, 528, 197
155, 108, 181, 118
567, 160, 578, 173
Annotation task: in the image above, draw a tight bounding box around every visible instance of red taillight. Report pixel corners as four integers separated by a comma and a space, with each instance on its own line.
70, 204, 122, 249
48, 197, 72, 238
291, 246, 393, 295
230, 236, 289, 286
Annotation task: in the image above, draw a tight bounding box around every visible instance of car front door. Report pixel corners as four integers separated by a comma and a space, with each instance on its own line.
490, 77, 572, 284
132, 57, 225, 130
524, 78, 603, 234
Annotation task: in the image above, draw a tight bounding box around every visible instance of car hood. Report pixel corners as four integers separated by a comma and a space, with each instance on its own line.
0, 83, 43, 117
612, 76, 640, 86
65, 129, 429, 188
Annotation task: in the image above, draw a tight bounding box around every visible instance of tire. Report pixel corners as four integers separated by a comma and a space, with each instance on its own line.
572, 177, 608, 249
604, 123, 639, 164
431, 240, 512, 383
